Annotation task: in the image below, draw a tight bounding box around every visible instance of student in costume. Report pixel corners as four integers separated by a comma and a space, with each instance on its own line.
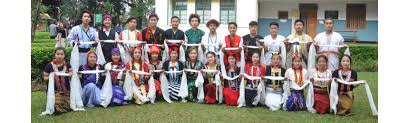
201, 19, 222, 54
103, 48, 126, 106
119, 17, 143, 48
244, 51, 266, 107
125, 46, 150, 104
314, 18, 347, 71
79, 51, 104, 107
164, 16, 185, 41
67, 10, 98, 65
223, 52, 241, 106
284, 54, 308, 111
147, 45, 163, 98
332, 55, 358, 116
185, 14, 205, 44
221, 22, 243, 62
98, 13, 120, 63
203, 52, 221, 104
284, 19, 313, 69
184, 47, 204, 102
242, 21, 264, 63
264, 53, 286, 111
162, 44, 185, 101
43, 47, 72, 114
142, 14, 165, 45
263, 22, 286, 68
309, 55, 332, 114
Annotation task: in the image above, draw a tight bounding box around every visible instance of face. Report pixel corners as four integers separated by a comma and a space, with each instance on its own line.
170, 51, 178, 61
151, 53, 159, 61
128, 19, 137, 30
58, 22, 64, 28
133, 49, 142, 61
103, 18, 112, 28
228, 24, 237, 35
81, 13, 91, 24
87, 53, 97, 65
54, 50, 65, 61
208, 23, 217, 32
228, 56, 236, 65
317, 57, 327, 70
207, 54, 215, 64
270, 25, 278, 35
271, 55, 281, 67
294, 22, 304, 32
190, 17, 199, 28
112, 53, 120, 62
324, 19, 334, 32
341, 56, 351, 68
249, 25, 258, 34
293, 58, 302, 69
189, 49, 198, 61
171, 18, 180, 28
251, 53, 260, 65
149, 17, 158, 27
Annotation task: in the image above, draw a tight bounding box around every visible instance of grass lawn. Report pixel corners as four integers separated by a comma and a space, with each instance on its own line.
31, 72, 378, 123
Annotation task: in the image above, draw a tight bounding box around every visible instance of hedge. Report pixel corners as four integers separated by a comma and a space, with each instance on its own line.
31, 45, 378, 83
32, 39, 54, 43
34, 32, 50, 39
31, 43, 56, 47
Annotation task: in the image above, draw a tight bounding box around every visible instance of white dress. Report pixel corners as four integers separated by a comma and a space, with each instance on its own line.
263, 35, 286, 67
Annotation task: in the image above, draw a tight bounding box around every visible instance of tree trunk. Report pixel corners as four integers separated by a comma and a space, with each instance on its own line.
31, 0, 41, 42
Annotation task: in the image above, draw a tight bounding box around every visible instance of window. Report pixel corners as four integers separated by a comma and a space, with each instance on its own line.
278, 11, 288, 19
325, 10, 339, 19
346, 4, 366, 29
220, 0, 236, 24
173, 0, 187, 24
196, 0, 211, 24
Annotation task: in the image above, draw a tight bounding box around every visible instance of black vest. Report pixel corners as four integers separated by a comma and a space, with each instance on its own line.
99, 29, 116, 62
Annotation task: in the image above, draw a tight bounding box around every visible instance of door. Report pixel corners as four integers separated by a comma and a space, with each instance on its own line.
299, 4, 318, 38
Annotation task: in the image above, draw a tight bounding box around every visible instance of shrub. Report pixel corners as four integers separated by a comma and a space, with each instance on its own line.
34, 32, 50, 39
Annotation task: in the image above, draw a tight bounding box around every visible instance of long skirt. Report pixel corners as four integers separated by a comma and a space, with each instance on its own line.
337, 92, 354, 115
187, 80, 198, 102
223, 87, 239, 106
55, 92, 70, 113
313, 90, 330, 114
204, 83, 216, 104
110, 85, 125, 106
286, 90, 306, 111
169, 80, 181, 101
245, 89, 258, 107
82, 83, 102, 107
265, 88, 283, 111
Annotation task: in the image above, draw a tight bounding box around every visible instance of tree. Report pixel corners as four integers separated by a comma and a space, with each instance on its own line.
123, 0, 155, 29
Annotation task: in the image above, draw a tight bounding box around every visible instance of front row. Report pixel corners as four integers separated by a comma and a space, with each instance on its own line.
41, 46, 376, 117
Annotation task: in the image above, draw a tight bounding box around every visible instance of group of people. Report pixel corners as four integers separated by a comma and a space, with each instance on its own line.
41, 10, 377, 116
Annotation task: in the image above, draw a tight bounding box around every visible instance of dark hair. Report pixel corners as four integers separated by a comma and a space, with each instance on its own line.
340, 55, 352, 66
149, 13, 159, 20
272, 53, 282, 60
269, 22, 279, 28
251, 51, 260, 57
294, 19, 304, 26
171, 16, 180, 22
187, 46, 198, 54
80, 10, 93, 20
54, 47, 66, 55
228, 22, 237, 28
249, 21, 258, 27
206, 51, 216, 57
189, 14, 200, 24
206, 19, 220, 27
324, 17, 334, 23
126, 16, 137, 23
316, 55, 328, 63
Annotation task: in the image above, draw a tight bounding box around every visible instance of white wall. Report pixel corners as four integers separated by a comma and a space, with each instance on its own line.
155, 0, 258, 37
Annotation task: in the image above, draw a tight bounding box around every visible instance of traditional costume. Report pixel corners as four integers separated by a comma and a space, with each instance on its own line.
203, 63, 221, 104
264, 65, 286, 111
67, 24, 98, 65
222, 53, 241, 106
314, 32, 345, 71
244, 63, 266, 107
103, 48, 126, 106
285, 33, 313, 69
124, 47, 150, 104
184, 58, 204, 102
79, 51, 104, 108
309, 68, 332, 114
332, 68, 358, 115
142, 27, 165, 44
263, 34, 286, 68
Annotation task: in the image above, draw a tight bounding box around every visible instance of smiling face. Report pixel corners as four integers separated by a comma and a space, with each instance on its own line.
112, 53, 121, 62
54, 50, 65, 62
87, 53, 97, 65
271, 54, 281, 67
317, 57, 328, 70
170, 50, 178, 61
228, 24, 237, 35
341, 56, 351, 68
207, 53, 215, 64
149, 17, 158, 28
103, 18, 112, 28
228, 55, 236, 66
151, 52, 159, 61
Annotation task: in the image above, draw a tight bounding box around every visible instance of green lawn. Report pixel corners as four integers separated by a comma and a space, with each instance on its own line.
31, 72, 378, 123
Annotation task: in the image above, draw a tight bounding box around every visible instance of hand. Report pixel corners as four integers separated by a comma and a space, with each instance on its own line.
243, 45, 247, 49
68, 72, 73, 77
